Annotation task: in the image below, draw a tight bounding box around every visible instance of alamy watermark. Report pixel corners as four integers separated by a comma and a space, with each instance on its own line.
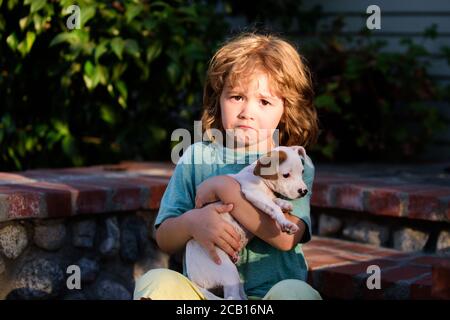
366, 264, 381, 290
66, 5, 81, 30
366, 5, 381, 30
66, 264, 81, 290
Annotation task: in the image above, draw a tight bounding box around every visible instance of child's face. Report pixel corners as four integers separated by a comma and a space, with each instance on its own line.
219, 71, 284, 151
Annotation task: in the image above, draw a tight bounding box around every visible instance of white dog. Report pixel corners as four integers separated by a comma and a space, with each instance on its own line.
185, 146, 310, 300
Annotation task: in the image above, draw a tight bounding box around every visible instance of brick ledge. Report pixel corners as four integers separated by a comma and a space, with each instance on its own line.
0, 161, 449, 223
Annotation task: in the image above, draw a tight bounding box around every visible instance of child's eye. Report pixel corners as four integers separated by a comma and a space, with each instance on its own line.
261, 100, 271, 106
283, 173, 290, 178
231, 95, 243, 101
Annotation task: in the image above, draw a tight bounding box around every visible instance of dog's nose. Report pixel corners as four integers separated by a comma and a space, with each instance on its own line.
298, 189, 308, 197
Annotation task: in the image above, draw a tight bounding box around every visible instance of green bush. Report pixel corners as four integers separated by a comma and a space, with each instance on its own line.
0, 0, 228, 170
1, 1, 448, 170
304, 22, 449, 162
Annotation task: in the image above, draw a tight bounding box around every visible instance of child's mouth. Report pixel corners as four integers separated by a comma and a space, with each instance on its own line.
236, 125, 254, 131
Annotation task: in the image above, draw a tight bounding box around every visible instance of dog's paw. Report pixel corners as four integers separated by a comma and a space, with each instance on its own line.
274, 198, 293, 212
280, 221, 299, 235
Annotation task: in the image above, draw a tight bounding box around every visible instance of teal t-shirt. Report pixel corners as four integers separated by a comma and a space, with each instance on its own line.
154, 141, 315, 298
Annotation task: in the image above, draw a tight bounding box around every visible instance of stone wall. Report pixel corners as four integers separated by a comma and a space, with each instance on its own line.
0, 210, 169, 300
311, 209, 450, 255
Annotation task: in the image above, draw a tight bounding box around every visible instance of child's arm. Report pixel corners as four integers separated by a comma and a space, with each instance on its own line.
195, 175, 307, 251
155, 202, 242, 264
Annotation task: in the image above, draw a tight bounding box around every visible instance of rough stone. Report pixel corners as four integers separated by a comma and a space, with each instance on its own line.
72, 219, 96, 248
94, 279, 131, 300
11, 258, 64, 299
120, 217, 140, 263
318, 214, 343, 236
99, 217, 120, 257
393, 227, 429, 252
137, 211, 157, 241
342, 221, 389, 246
76, 257, 100, 283
33, 221, 66, 251
0, 255, 5, 275
0, 224, 28, 259
436, 230, 450, 256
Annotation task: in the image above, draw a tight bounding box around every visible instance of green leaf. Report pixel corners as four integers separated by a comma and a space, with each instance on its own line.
81, 5, 96, 27
97, 65, 108, 85
62, 136, 76, 156
111, 37, 125, 60
100, 105, 117, 125
95, 40, 108, 62
30, 0, 46, 13
83, 60, 100, 90
19, 16, 28, 30
32, 15, 46, 33
126, 3, 143, 23
125, 39, 140, 58
167, 62, 180, 84
115, 80, 128, 108
116, 80, 128, 100
146, 41, 162, 62
8, 0, 18, 10
17, 31, 36, 56
50, 32, 79, 47
6, 32, 18, 51
112, 63, 127, 81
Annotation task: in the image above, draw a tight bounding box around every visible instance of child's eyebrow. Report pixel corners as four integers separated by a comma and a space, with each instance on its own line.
224, 87, 281, 101
257, 93, 278, 100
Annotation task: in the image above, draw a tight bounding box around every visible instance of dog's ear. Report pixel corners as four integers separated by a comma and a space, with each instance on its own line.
292, 146, 307, 159
253, 150, 287, 180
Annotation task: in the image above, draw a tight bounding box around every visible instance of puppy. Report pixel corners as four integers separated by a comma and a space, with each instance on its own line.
185, 146, 310, 300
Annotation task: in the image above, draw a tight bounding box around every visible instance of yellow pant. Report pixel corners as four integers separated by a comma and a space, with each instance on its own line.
134, 268, 322, 300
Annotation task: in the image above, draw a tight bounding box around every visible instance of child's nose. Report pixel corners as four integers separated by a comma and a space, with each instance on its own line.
239, 101, 257, 119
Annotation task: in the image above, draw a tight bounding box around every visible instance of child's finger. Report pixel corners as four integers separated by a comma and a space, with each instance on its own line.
215, 203, 233, 213
207, 243, 221, 265
221, 229, 241, 252
224, 223, 241, 245
195, 197, 202, 208
216, 237, 236, 259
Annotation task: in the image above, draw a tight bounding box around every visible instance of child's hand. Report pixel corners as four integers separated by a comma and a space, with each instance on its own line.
187, 202, 241, 265
195, 178, 220, 208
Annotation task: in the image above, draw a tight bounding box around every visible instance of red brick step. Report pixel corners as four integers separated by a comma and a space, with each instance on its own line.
303, 236, 448, 299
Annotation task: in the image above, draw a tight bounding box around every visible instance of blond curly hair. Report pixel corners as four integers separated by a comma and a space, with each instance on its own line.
201, 32, 319, 148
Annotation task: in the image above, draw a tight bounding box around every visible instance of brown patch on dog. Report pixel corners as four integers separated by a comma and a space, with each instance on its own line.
253, 150, 287, 180
140, 297, 152, 300
209, 286, 224, 298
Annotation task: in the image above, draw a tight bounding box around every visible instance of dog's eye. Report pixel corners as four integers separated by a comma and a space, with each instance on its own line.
283, 173, 290, 178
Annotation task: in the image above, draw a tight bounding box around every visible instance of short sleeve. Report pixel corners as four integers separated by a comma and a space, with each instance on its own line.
290, 155, 315, 244
154, 145, 196, 229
